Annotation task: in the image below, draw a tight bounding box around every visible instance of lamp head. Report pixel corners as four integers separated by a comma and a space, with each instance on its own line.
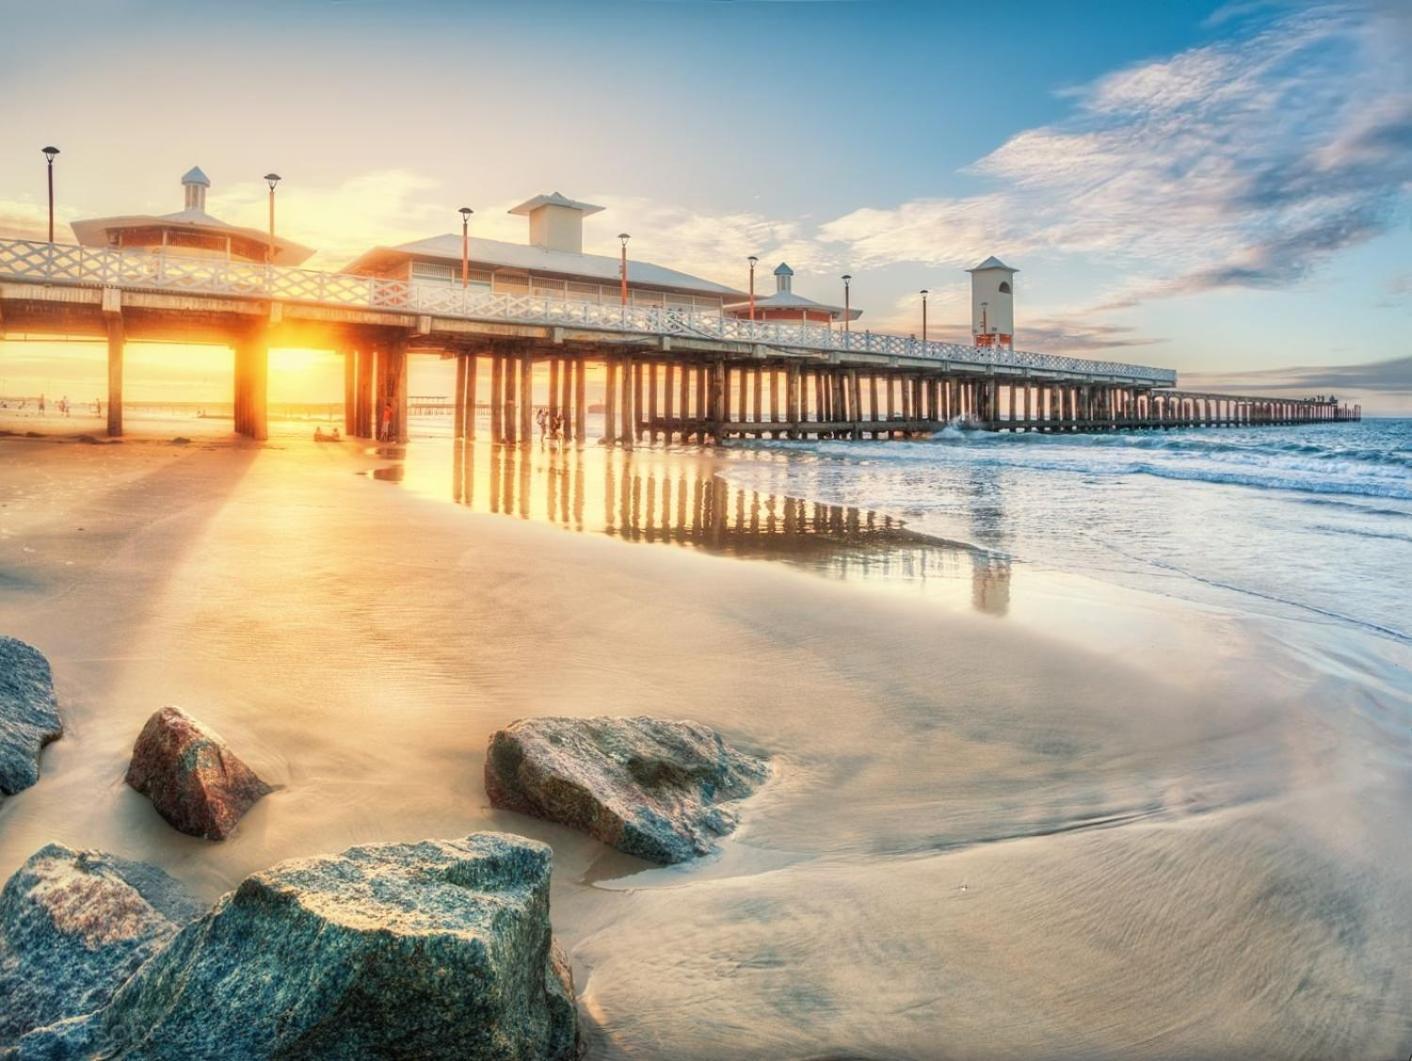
748, 255, 758, 265
42, 146, 59, 163
264, 173, 282, 190
618, 232, 630, 245
459, 206, 473, 220
842, 274, 852, 284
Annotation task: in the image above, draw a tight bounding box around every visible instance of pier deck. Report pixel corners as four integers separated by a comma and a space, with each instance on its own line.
0, 238, 1359, 442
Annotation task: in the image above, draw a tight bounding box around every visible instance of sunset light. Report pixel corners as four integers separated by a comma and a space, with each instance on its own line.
1, 3, 1408, 1058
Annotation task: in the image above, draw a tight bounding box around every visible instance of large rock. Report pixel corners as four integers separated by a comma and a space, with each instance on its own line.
18, 834, 578, 1060
485, 716, 770, 864
124, 706, 271, 840
0, 637, 62, 798
0, 843, 202, 1047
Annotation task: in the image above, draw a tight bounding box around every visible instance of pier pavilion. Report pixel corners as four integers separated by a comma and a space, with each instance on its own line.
0, 172, 1359, 441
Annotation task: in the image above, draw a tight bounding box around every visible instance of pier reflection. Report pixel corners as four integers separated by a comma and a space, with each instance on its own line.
382, 441, 1013, 614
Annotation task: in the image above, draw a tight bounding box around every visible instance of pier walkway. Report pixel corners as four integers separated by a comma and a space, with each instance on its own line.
0, 238, 1359, 442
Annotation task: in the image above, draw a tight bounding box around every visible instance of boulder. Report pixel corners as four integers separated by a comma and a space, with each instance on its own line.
0, 637, 62, 798
19, 834, 579, 1060
0, 843, 202, 1047
485, 716, 770, 864
124, 706, 271, 840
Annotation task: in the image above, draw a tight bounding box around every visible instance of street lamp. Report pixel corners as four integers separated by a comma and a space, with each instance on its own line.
459, 207, 474, 288
618, 233, 631, 307
263, 173, 281, 262
42, 147, 59, 243
748, 255, 759, 321
980, 300, 989, 344
841, 274, 852, 338
920, 289, 929, 343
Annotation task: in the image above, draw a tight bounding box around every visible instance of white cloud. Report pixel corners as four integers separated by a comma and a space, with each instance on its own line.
816, 2, 1412, 308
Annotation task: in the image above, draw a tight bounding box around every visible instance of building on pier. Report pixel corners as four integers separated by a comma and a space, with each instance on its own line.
968, 255, 1016, 349
724, 263, 862, 325
341, 191, 745, 310
70, 167, 314, 265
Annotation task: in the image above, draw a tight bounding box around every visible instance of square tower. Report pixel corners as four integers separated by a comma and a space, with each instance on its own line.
967, 256, 1017, 348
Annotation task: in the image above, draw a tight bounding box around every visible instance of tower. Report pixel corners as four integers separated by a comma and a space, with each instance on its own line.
180, 166, 210, 212
967, 256, 1017, 349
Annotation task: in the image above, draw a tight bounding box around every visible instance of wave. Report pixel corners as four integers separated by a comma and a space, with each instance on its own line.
736, 423, 1412, 503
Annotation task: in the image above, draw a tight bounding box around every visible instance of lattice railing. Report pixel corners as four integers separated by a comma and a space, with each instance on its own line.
0, 239, 1178, 384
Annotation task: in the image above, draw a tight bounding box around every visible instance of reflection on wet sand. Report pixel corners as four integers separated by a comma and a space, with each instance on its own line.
373, 439, 1012, 615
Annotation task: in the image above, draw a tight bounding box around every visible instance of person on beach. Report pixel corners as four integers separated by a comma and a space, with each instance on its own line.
38, 394, 45, 416
536, 407, 548, 442
61, 396, 70, 417
95, 398, 102, 416
379, 400, 394, 442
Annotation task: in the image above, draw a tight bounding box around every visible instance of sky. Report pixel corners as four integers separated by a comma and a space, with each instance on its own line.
0, 0, 1409, 411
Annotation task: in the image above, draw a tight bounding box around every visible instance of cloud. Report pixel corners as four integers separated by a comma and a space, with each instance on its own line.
818, 2, 1412, 308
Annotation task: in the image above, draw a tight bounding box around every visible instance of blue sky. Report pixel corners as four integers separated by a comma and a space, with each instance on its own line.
1, 0, 1409, 409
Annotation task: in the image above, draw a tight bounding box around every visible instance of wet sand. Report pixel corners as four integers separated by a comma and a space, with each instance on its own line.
1, 432, 1408, 1058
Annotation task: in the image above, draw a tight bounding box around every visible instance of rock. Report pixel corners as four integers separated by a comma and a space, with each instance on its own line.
124, 706, 272, 840
0, 843, 202, 1048
20, 834, 579, 1060
485, 716, 770, 864
0, 637, 62, 798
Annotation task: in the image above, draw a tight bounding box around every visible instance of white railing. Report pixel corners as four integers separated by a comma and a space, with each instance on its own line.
0, 239, 1178, 385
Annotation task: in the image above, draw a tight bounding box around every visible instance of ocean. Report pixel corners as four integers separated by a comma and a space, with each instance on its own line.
718, 419, 1412, 646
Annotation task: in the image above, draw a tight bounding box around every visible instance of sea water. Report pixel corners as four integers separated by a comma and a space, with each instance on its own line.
719, 419, 1412, 645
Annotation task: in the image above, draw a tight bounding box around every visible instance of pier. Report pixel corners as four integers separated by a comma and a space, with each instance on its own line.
0, 237, 1359, 441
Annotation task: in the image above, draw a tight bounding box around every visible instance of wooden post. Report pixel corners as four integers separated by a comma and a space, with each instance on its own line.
466, 354, 478, 440
395, 343, 409, 444
454, 355, 468, 439
489, 356, 503, 441
752, 368, 763, 425
574, 358, 587, 444
344, 349, 356, 436
548, 358, 560, 427
105, 316, 124, 438
504, 353, 518, 445
519, 353, 534, 443
244, 332, 269, 442
679, 363, 691, 440
784, 364, 798, 437
633, 360, 645, 442
663, 363, 676, 442
559, 356, 571, 440
648, 362, 659, 442
620, 357, 635, 448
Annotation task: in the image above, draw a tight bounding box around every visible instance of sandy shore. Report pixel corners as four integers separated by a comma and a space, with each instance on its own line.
1, 432, 1408, 1058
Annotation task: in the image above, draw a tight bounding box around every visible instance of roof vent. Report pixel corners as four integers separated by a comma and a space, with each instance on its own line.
181, 166, 210, 212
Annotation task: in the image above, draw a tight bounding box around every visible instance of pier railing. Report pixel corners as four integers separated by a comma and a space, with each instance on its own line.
0, 238, 1177, 385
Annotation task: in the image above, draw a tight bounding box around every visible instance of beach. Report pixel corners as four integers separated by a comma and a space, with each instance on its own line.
1, 426, 1409, 1058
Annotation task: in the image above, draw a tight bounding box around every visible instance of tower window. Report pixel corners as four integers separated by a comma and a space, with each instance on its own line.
999, 281, 1011, 294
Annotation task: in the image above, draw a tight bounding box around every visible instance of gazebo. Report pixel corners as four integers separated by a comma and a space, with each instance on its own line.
724, 263, 860, 325
70, 167, 313, 265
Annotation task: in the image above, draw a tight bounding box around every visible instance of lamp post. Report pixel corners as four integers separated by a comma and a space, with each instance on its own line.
42, 147, 59, 243
920, 289, 928, 343
748, 255, 758, 321
841, 274, 852, 339
459, 207, 474, 288
980, 301, 989, 344
618, 233, 630, 306
263, 173, 281, 262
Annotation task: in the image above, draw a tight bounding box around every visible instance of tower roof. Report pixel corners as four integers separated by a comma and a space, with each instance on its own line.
180, 166, 210, 187
967, 255, 1017, 273
773, 262, 794, 276
508, 192, 604, 217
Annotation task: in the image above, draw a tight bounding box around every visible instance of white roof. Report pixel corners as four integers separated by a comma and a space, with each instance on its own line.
69, 208, 315, 265
967, 255, 1017, 272
724, 289, 861, 321
508, 192, 604, 217
181, 166, 210, 187
344, 234, 745, 298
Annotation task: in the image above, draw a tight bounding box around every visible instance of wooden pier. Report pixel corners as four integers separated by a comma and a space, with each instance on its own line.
0, 239, 1358, 442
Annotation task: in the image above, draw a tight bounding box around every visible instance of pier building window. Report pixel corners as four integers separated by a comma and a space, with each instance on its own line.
999, 281, 1011, 294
